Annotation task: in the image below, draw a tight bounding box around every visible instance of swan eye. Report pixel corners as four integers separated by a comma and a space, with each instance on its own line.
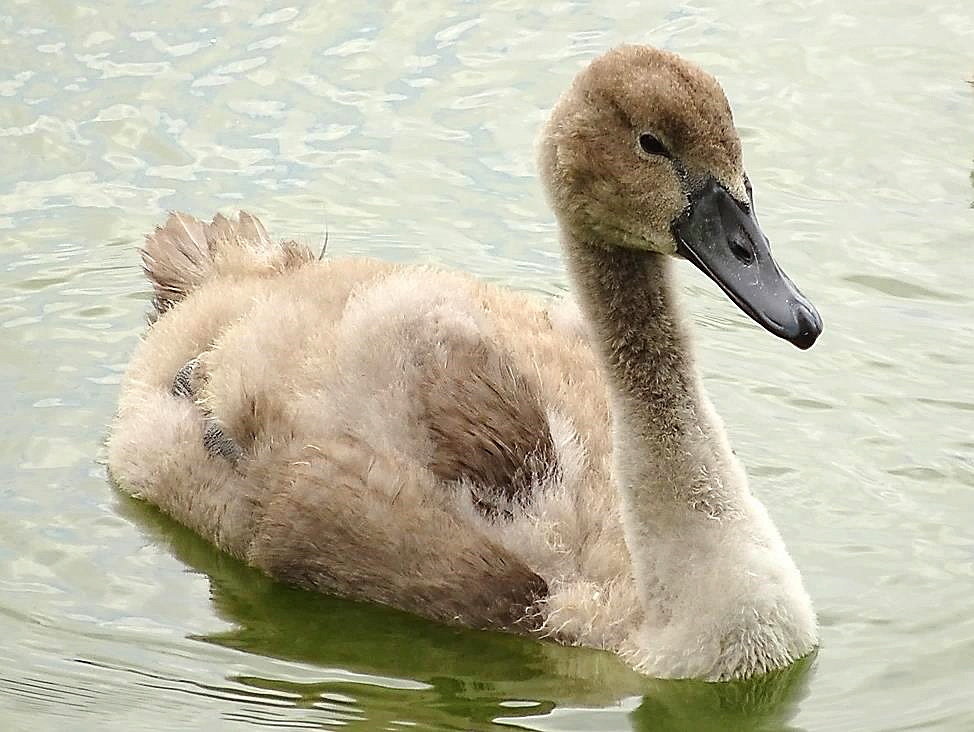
638, 133, 670, 158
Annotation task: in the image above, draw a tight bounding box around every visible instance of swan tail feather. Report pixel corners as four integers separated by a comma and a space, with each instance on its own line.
142, 211, 314, 315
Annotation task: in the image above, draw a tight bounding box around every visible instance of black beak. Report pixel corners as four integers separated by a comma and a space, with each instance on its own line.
671, 178, 823, 349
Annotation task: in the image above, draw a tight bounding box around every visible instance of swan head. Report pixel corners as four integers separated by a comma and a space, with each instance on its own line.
539, 45, 822, 349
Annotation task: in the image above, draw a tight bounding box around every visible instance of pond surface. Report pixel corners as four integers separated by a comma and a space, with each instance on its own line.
2, 1, 972, 729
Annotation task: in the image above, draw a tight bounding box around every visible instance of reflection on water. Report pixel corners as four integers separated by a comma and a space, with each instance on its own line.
117, 495, 814, 731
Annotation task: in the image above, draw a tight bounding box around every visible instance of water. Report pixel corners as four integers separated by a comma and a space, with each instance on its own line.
1, 1, 972, 729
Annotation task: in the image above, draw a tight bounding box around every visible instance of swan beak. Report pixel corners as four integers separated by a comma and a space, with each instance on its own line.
671, 178, 823, 349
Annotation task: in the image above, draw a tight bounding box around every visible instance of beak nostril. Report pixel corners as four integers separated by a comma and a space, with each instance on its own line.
728, 238, 754, 265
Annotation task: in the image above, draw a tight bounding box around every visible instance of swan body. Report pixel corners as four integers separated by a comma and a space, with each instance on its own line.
108, 46, 821, 681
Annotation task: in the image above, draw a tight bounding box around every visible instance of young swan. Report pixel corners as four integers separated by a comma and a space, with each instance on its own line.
108, 45, 822, 681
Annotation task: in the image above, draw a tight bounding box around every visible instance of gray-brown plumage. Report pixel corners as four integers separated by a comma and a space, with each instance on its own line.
421, 343, 554, 513
108, 45, 820, 681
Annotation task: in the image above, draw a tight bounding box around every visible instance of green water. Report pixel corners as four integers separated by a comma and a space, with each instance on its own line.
2, 1, 972, 729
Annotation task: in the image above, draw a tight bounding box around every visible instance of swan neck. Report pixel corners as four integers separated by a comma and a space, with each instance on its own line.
561, 231, 741, 521
562, 235, 697, 427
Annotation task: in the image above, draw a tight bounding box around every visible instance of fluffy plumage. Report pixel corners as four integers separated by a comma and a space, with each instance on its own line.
108, 45, 817, 680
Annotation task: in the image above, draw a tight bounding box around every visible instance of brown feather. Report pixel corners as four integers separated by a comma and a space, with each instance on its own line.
248, 439, 548, 632
421, 343, 555, 516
